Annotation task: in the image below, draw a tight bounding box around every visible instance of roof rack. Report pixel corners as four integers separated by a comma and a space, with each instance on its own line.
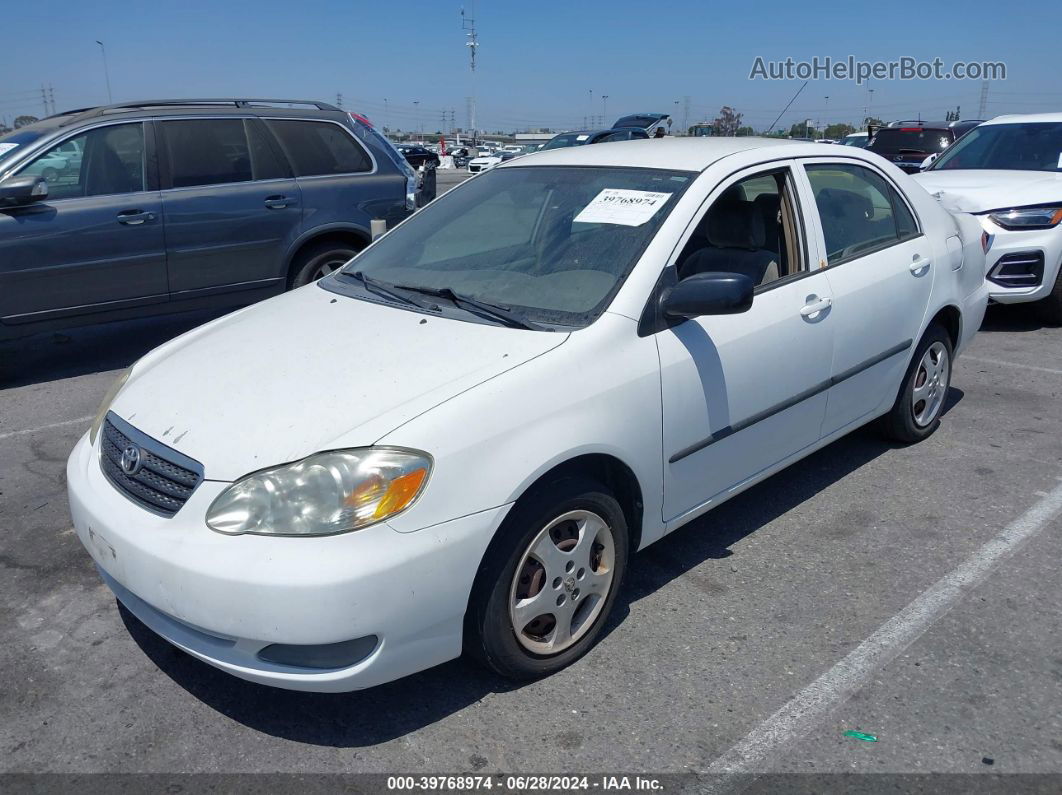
57, 98, 341, 126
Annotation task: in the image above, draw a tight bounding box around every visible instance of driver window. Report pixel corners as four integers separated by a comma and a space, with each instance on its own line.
675, 167, 804, 288
17, 123, 144, 201
805, 163, 910, 265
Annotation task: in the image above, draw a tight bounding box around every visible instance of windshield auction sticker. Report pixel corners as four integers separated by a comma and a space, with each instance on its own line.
574, 188, 672, 226
0, 143, 19, 157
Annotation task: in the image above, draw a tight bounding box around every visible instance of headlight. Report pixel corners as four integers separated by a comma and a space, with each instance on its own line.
88, 368, 131, 445
986, 206, 1062, 231
206, 448, 431, 537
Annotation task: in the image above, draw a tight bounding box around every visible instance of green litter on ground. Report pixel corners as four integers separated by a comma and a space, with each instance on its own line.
843, 730, 878, 742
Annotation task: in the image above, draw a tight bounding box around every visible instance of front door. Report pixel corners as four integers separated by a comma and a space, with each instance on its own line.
657, 164, 835, 524
0, 121, 167, 327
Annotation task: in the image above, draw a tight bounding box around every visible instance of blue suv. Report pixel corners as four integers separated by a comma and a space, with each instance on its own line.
0, 99, 419, 341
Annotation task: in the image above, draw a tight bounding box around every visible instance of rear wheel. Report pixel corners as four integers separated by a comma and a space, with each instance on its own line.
289, 240, 361, 288
466, 477, 629, 680
880, 324, 952, 443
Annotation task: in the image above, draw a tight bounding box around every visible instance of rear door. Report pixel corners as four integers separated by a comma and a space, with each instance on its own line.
157, 117, 302, 296
797, 159, 933, 436
264, 118, 405, 234
0, 120, 168, 327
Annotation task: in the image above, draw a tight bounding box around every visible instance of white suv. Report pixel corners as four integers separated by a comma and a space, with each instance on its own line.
913, 113, 1062, 322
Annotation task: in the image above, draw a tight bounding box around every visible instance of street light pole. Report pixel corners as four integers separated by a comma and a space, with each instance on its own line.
95, 40, 112, 104
413, 100, 420, 139
601, 95, 608, 126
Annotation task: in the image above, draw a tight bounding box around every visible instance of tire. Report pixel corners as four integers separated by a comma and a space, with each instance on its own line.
289, 241, 361, 288
880, 323, 953, 443
465, 476, 629, 681
1037, 268, 1062, 326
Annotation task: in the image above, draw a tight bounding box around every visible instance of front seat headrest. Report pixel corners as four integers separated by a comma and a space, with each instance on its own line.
706, 201, 766, 251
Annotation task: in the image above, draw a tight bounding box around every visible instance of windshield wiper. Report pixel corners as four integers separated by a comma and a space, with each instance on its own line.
392, 284, 543, 330
342, 271, 435, 310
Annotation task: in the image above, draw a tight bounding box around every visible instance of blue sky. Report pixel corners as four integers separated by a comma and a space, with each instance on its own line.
0, 0, 1055, 133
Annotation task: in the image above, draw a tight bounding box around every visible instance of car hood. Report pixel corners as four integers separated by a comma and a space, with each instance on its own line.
911, 169, 1062, 213
110, 285, 568, 481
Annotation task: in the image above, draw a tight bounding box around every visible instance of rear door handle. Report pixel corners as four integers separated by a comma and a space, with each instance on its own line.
800, 296, 832, 318
910, 256, 931, 275
116, 210, 155, 225
264, 195, 296, 209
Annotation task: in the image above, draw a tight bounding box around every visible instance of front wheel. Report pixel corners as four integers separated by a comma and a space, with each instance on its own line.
1037, 267, 1062, 326
466, 478, 629, 680
880, 324, 953, 443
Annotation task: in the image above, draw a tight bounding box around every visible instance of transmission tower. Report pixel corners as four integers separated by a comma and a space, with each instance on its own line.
336, 92, 343, 109
461, 3, 479, 140
978, 80, 989, 118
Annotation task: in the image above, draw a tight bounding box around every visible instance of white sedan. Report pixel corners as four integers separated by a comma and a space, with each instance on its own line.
68, 138, 989, 691
913, 113, 1062, 323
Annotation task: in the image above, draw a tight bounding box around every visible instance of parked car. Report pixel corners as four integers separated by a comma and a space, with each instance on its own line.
396, 144, 440, 169
0, 98, 418, 342
68, 137, 988, 692
867, 121, 961, 173
467, 150, 518, 173
541, 128, 649, 150
913, 113, 1062, 322
838, 131, 870, 148
612, 112, 672, 137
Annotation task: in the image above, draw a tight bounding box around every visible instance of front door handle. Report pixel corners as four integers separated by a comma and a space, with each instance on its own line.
910, 256, 931, 275
800, 296, 832, 318
116, 210, 155, 225
264, 195, 296, 209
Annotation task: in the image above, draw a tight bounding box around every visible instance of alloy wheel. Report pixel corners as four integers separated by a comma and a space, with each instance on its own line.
508, 509, 616, 655
912, 341, 949, 427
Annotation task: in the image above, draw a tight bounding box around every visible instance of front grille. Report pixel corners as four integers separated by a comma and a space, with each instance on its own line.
100, 413, 203, 516
989, 251, 1044, 288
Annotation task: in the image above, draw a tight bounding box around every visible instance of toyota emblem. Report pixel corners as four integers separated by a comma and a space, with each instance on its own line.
120, 445, 142, 475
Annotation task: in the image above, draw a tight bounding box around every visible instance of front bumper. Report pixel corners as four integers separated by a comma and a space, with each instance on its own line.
67, 433, 510, 692
981, 221, 1062, 304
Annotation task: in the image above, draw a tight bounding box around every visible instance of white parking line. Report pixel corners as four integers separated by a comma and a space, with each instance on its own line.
0, 415, 93, 441
961, 355, 1062, 376
701, 478, 1062, 784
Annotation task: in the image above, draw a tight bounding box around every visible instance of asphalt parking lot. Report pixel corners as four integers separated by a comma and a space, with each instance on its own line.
2, 254, 1060, 786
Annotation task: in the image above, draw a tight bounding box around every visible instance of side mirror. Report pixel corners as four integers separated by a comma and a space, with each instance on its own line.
0, 175, 48, 206
920, 154, 938, 171
662, 272, 754, 318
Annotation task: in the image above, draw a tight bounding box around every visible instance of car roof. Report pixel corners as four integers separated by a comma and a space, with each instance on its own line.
43, 99, 348, 129
982, 113, 1062, 125
503, 136, 805, 171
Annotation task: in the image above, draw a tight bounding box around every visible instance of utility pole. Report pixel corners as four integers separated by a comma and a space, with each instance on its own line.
589, 89, 594, 128
41, 85, 49, 116
95, 40, 112, 103
978, 80, 989, 118
413, 100, 420, 138
601, 95, 608, 127
822, 95, 829, 133
682, 96, 690, 136
461, 4, 479, 142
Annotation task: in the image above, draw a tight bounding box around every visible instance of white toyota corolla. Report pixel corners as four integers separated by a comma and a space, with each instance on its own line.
68, 138, 989, 692
913, 113, 1062, 323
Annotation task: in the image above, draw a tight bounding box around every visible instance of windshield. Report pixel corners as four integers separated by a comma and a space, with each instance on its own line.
931, 122, 1062, 172
870, 128, 952, 155
840, 134, 868, 147
333, 165, 693, 328
542, 133, 590, 150
0, 129, 46, 168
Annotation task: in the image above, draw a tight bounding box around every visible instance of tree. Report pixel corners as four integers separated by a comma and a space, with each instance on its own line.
788, 121, 818, 139
14, 115, 39, 129
712, 106, 743, 137
824, 122, 855, 139
736, 126, 755, 137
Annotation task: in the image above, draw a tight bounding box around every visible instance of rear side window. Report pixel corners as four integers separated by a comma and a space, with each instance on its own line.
162, 119, 253, 188
805, 163, 919, 265
265, 120, 373, 176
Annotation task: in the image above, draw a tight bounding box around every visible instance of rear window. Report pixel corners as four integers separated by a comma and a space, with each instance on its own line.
869, 128, 952, 155
613, 115, 663, 129
266, 119, 373, 177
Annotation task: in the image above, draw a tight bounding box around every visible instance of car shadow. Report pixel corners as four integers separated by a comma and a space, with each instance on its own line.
0, 308, 230, 389
979, 302, 1054, 333
120, 387, 964, 748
